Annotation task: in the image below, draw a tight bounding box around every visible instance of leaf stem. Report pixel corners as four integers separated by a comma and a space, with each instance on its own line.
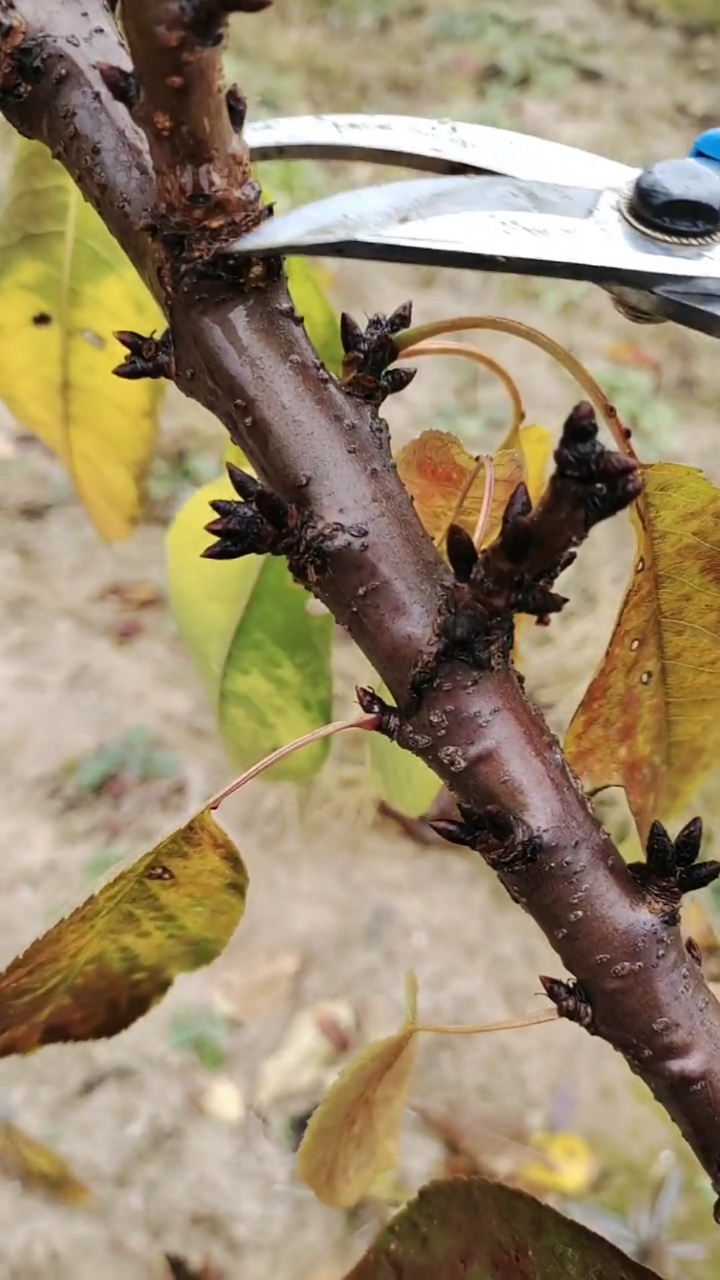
394, 318, 634, 458
398, 340, 525, 435
472, 454, 495, 550
434, 453, 489, 550
412, 1008, 558, 1036
207, 715, 380, 809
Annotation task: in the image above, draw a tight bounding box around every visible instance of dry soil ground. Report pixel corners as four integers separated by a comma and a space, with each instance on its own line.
1, 1, 720, 1277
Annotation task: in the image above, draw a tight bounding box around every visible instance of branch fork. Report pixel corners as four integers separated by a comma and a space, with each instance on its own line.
446, 401, 642, 625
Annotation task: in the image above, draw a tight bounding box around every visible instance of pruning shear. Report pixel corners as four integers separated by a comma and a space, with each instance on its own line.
234, 114, 720, 339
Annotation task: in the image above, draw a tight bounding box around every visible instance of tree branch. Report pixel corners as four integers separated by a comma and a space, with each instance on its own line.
119, 0, 267, 242
4, 0, 720, 1212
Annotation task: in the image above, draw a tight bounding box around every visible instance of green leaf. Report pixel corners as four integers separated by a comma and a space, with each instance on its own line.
368, 682, 441, 818
344, 1176, 661, 1280
0, 140, 164, 540
167, 474, 333, 782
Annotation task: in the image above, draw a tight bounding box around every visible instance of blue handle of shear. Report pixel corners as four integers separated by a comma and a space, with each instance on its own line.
690, 129, 720, 175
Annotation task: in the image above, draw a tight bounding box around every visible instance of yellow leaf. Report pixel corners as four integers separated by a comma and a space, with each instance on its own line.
396, 430, 523, 548
518, 424, 554, 506
363, 1168, 413, 1208
519, 1131, 599, 1197
167, 475, 333, 781
565, 463, 720, 837
0, 140, 163, 540
0, 810, 248, 1055
498, 419, 553, 509
0, 1120, 90, 1205
297, 1025, 418, 1207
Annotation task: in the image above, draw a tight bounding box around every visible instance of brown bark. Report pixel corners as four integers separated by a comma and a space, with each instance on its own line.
3, 0, 720, 1211
120, 0, 264, 234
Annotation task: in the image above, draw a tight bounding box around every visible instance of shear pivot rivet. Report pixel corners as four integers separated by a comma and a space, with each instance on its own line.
627, 158, 720, 240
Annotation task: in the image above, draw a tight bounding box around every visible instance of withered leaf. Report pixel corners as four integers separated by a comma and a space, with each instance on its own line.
297, 1025, 418, 1207
254, 1000, 357, 1111
0, 810, 248, 1055
0, 1120, 90, 1205
396, 430, 523, 548
375, 425, 552, 811
344, 1175, 661, 1280
565, 463, 720, 837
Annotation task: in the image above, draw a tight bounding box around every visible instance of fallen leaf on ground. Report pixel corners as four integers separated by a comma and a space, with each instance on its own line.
344, 1176, 662, 1280
518, 1130, 599, 1198
112, 618, 143, 645
0, 810, 248, 1055
413, 1106, 487, 1180
197, 1077, 246, 1126
254, 1001, 357, 1111
72, 728, 181, 796
565, 463, 720, 837
165, 1257, 222, 1280
212, 947, 303, 1023
297, 1022, 418, 1207
99, 581, 163, 610
606, 342, 661, 374
0, 1120, 90, 1205
170, 1005, 229, 1071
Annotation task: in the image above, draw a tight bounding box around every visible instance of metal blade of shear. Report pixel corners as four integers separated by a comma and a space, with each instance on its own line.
245, 114, 636, 188
229, 174, 720, 293
231, 172, 602, 251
